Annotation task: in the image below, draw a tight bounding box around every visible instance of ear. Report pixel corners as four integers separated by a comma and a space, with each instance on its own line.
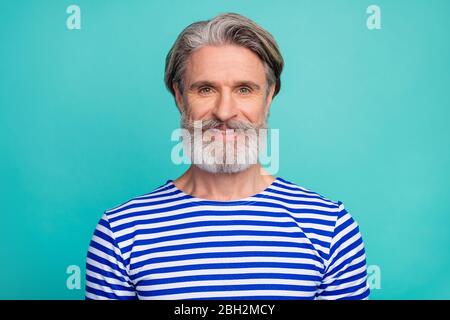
265, 84, 276, 110
173, 84, 184, 113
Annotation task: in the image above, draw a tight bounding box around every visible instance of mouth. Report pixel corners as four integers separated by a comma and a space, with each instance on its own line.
207, 128, 238, 142
220, 130, 237, 141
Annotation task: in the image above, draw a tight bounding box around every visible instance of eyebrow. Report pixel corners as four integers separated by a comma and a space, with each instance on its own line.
189, 80, 261, 91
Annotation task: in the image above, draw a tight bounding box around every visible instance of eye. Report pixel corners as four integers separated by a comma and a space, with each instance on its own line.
199, 87, 213, 95
238, 87, 251, 95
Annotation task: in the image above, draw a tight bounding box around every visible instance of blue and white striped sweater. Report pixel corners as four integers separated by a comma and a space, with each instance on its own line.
85, 177, 370, 300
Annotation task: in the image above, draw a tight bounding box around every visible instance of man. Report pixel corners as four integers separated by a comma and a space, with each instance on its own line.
85, 13, 370, 300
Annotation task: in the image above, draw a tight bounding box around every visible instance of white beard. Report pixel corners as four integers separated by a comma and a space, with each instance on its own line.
181, 120, 264, 174
192, 129, 259, 174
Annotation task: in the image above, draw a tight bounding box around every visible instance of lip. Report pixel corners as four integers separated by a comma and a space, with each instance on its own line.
220, 130, 237, 141
208, 129, 237, 141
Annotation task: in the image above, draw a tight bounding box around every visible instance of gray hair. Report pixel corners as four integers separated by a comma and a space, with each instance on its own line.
164, 13, 284, 100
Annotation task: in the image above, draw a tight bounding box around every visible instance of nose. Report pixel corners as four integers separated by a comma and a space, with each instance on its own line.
212, 90, 238, 123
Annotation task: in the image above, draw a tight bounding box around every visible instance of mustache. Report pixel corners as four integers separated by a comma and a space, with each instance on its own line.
181, 116, 265, 132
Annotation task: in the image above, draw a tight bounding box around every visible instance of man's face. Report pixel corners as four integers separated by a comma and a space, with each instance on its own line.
174, 44, 275, 173
177, 44, 273, 125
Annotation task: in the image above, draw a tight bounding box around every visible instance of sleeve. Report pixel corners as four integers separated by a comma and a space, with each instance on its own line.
85, 213, 138, 300
316, 201, 370, 300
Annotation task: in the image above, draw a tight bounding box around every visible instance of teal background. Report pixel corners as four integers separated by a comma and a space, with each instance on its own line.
0, 0, 449, 299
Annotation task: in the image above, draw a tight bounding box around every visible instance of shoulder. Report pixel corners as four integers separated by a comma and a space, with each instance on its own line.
271, 177, 345, 216
102, 180, 182, 224
273, 177, 363, 242
273, 177, 362, 258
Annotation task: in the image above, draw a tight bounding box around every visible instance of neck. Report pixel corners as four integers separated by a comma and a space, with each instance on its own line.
173, 164, 275, 201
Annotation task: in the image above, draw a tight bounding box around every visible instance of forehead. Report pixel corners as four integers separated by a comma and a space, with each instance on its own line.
184, 45, 267, 83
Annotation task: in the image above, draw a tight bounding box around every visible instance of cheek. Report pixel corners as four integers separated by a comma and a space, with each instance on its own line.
185, 95, 216, 119
239, 97, 268, 122
185, 93, 268, 122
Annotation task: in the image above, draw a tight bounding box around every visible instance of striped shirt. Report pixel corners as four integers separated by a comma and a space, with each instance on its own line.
85, 177, 370, 300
